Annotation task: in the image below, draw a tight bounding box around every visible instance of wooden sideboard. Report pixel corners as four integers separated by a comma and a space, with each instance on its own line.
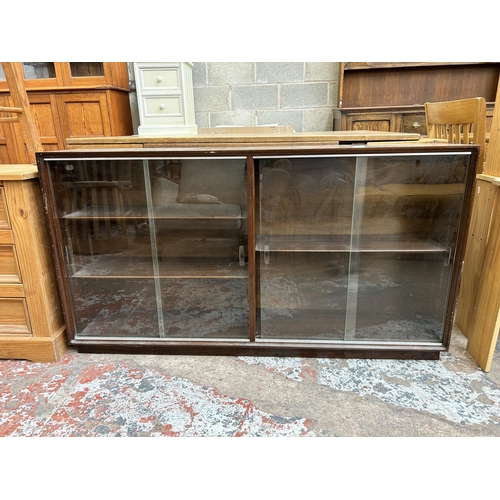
333, 62, 500, 156
0, 62, 133, 164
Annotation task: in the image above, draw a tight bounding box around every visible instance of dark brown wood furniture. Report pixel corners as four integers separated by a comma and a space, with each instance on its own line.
36, 138, 479, 361
333, 62, 499, 157
0, 62, 133, 164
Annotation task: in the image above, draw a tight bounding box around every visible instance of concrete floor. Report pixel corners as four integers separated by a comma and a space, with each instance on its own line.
1, 325, 499, 437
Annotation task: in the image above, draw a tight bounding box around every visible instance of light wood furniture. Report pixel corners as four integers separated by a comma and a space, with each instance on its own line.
0, 63, 66, 362
334, 62, 499, 159
0, 165, 66, 361
37, 139, 478, 360
425, 97, 487, 173
0, 62, 133, 164
455, 81, 500, 372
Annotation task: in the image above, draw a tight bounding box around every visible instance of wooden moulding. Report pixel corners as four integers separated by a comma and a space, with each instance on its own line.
0, 328, 67, 362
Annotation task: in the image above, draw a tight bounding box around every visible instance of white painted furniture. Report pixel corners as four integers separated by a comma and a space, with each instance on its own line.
133, 62, 197, 136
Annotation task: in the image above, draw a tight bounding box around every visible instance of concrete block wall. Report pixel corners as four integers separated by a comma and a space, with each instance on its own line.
192, 62, 340, 132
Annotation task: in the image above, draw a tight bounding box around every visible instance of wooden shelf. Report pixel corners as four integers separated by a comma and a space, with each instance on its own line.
71, 256, 248, 280
256, 235, 448, 253
63, 205, 247, 221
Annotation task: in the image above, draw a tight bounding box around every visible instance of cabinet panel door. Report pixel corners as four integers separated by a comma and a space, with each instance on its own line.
28, 93, 64, 151
56, 92, 111, 139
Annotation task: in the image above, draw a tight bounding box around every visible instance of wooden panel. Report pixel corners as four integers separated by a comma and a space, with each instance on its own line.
107, 90, 134, 136
0, 94, 23, 164
456, 179, 496, 334
0, 282, 24, 297
346, 112, 399, 132
28, 93, 64, 150
402, 114, 427, 134
3, 179, 64, 338
465, 186, 500, 371
56, 92, 111, 138
341, 64, 500, 108
0, 230, 14, 244
0, 245, 21, 282
0, 187, 9, 228
0, 297, 31, 334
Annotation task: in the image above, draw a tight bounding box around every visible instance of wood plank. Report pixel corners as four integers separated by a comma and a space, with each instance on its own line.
0, 164, 39, 180
199, 125, 295, 134
64, 130, 422, 149
456, 81, 500, 345
456, 179, 497, 334
465, 186, 500, 371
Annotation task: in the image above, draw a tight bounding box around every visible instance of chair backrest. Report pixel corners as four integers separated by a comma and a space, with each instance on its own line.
425, 97, 487, 173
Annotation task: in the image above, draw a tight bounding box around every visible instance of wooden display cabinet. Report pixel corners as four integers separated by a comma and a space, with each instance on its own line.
0, 165, 66, 362
36, 141, 478, 360
0, 62, 132, 164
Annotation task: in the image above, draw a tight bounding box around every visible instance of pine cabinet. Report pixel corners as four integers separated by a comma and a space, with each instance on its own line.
0, 165, 66, 362
0, 62, 133, 164
36, 141, 478, 360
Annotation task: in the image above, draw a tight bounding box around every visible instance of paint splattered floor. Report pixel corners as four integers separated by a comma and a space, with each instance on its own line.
1, 326, 500, 437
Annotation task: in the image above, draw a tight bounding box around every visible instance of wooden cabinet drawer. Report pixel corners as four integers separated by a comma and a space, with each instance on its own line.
0, 297, 31, 334
402, 114, 427, 134
0, 187, 10, 229
138, 66, 180, 91
0, 245, 22, 283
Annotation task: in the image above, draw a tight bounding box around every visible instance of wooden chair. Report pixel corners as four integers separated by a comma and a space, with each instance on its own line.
425, 97, 487, 174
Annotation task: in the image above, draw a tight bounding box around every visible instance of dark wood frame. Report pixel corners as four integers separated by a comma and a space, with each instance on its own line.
36, 143, 479, 360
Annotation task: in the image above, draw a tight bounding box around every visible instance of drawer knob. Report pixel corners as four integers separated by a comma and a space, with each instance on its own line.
413, 121, 421, 128
157, 76, 163, 82
159, 103, 165, 110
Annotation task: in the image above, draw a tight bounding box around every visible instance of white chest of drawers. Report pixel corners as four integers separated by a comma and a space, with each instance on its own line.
133, 62, 197, 136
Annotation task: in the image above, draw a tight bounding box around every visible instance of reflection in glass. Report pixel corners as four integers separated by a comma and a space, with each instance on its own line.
151, 158, 249, 339
257, 153, 470, 345
22, 62, 56, 79
44, 156, 249, 340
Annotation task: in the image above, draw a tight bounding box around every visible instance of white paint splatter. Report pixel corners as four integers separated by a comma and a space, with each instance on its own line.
317, 353, 500, 425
